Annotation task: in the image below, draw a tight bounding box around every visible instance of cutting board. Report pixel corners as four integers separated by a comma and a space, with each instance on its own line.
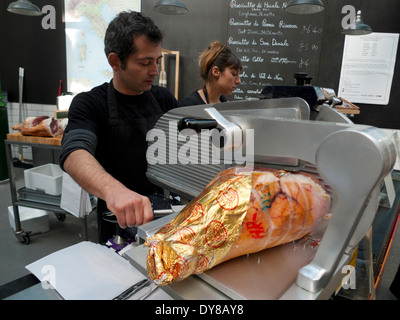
6, 132, 63, 146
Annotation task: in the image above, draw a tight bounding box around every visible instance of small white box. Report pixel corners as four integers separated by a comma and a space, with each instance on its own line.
24, 163, 63, 196
8, 206, 50, 233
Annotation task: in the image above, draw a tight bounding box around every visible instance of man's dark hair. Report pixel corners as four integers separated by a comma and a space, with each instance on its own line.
104, 11, 163, 69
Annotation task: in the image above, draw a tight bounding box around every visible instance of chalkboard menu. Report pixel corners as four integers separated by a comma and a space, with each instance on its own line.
227, 0, 325, 100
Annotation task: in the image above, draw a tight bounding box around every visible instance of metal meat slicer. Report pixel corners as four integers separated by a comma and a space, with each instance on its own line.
123, 97, 396, 300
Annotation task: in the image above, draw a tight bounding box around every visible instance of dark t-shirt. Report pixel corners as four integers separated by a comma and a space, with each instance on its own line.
63, 82, 178, 136
60, 82, 179, 174
180, 90, 227, 107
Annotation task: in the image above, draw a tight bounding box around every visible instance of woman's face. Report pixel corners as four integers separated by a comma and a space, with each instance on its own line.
214, 66, 241, 95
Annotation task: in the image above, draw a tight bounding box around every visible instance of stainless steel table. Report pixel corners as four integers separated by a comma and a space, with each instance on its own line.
4, 136, 90, 244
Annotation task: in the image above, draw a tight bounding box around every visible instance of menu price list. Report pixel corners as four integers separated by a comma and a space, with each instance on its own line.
227, 0, 325, 100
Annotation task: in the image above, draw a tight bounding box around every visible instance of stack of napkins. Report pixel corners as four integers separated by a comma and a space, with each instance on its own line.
26, 241, 151, 300
60, 172, 92, 218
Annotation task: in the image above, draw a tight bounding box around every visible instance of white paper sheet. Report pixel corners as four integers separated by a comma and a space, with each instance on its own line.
60, 172, 92, 218
25, 241, 148, 300
338, 33, 399, 105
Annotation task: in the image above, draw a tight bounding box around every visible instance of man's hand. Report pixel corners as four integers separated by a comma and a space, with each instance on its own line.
63, 149, 154, 229
103, 184, 153, 229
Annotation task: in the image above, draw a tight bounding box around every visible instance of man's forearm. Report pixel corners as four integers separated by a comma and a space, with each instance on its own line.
63, 149, 123, 201
62, 149, 153, 227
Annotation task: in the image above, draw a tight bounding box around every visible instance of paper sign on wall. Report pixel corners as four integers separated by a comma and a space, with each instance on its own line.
338, 33, 399, 105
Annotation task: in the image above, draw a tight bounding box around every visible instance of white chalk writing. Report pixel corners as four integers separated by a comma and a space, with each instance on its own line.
228, 0, 323, 100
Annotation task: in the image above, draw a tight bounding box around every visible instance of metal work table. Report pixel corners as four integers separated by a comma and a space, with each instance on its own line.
2, 176, 398, 300
4, 135, 90, 244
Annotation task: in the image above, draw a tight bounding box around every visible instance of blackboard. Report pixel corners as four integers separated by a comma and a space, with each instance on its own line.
227, 0, 325, 100
145, 0, 326, 102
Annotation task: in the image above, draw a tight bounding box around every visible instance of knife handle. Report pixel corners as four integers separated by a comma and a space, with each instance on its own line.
177, 118, 218, 133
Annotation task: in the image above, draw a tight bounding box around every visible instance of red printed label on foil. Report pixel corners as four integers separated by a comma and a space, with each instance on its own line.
173, 227, 196, 243
217, 188, 239, 211
205, 220, 228, 248
184, 202, 204, 222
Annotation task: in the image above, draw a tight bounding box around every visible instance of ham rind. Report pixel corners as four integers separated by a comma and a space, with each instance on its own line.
11, 117, 35, 131
146, 167, 331, 285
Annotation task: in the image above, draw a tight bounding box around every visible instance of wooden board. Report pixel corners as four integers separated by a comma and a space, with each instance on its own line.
335, 108, 360, 115
6, 132, 63, 146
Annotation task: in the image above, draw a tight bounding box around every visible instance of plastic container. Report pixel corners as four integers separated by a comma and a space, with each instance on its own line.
24, 163, 63, 195
8, 206, 50, 233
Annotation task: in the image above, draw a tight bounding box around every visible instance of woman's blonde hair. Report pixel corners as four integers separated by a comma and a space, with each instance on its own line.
198, 41, 242, 83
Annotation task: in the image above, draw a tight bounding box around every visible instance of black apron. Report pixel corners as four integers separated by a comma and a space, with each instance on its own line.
96, 81, 164, 242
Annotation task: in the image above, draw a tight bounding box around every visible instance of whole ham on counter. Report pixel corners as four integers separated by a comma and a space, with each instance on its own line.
145, 166, 331, 286
12, 116, 68, 137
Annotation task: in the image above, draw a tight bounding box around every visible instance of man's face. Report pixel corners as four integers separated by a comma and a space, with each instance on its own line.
113, 35, 162, 95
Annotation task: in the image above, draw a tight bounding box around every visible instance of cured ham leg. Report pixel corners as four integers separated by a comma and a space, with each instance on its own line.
12, 116, 49, 131
145, 166, 331, 286
12, 116, 67, 137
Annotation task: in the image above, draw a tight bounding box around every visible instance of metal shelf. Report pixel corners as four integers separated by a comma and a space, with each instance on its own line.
4, 138, 89, 244
15, 200, 66, 215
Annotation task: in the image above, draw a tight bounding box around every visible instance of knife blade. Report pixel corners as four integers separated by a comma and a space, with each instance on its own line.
126, 282, 158, 300
113, 278, 151, 300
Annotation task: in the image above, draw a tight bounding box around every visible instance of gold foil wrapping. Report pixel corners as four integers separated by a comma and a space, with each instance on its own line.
145, 167, 331, 286
145, 170, 253, 286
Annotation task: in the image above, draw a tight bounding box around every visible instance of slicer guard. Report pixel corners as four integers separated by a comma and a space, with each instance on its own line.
145, 98, 396, 297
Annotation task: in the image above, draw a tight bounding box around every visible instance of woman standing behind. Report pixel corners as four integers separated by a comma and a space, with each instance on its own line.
181, 41, 242, 106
